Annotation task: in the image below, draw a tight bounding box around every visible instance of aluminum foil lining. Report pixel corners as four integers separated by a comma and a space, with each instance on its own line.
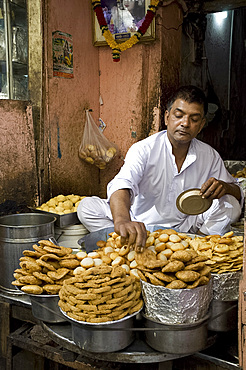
141, 279, 213, 325
212, 271, 242, 301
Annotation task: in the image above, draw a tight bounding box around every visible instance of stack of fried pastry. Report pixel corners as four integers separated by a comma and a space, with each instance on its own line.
58, 265, 143, 323
12, 240, 80, 294
189, 231, 244, 273
75, 229, 211, 288
76, 229, 243, 281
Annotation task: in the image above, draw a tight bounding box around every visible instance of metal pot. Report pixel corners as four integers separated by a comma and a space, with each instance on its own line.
0, 213, 56, 293
30, 294, 66, 323
143, 313, 210, 354
208, 300, 238, 332
60, 308, 139, 353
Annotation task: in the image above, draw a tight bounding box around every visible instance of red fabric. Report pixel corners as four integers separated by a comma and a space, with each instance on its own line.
94, 6, 107, 27
138, 10, 154, 35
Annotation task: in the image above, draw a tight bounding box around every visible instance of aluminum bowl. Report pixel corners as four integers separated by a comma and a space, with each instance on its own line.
59, 307, 142, 352
29, 293, 66, 323
208, 300, 238, 332
143, 312, 210, 354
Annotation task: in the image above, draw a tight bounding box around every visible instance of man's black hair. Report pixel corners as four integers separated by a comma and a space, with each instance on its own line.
166, 85, 208, 115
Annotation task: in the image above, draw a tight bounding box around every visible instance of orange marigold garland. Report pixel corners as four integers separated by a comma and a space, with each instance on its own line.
92, 0, 160, 62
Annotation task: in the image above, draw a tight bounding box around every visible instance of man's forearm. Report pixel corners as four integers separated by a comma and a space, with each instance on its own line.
110, 189, 132, 224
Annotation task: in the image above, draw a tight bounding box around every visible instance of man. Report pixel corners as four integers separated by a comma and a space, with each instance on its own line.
78, 86, 243, 251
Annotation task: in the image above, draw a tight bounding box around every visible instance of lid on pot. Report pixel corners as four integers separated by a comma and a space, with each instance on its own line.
176, 188, 212, 215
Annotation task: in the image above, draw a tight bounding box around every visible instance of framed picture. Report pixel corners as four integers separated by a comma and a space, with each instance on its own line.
93, 0, 156, 46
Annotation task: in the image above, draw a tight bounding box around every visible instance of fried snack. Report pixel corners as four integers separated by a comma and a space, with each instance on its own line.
40, 253, 60, 261
175, 270, 200, 283
162, 260, 185, 273
184, 262, 206, 271
11, 280, 25, 286
12, 239, 83, 295
23, 250, 42, 258
153, 271, 176, 283
58, 265, 143, 323
43, 246, 68, 256
43, 284, 61, 295
189, 232, 243, 273
19, 260, 42, 273
165, 280, 187, 289
33, 271, 54, 284
33, 244, 48, 255
136, 269, 148, 282
18, 275, 42, 285
59, 259, 80, 269
36, 259, 57, 271
144, 272, 165, 286
47, 268, 70, 280
170, 250, 195, 263
14, 268, 32, 276
21, 285, 44, 294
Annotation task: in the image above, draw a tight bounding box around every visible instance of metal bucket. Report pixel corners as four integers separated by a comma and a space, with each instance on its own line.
0, 213, 56, 293
59, 307, 140, 352
30, 294, 66, 323
143, 313, 210, 354
71, 316, 135, 353
208, 300, 238, 332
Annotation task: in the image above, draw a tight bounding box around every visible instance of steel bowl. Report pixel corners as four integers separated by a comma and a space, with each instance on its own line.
208, 300, 238, 332
60, 307, 142, 352
29, 294, 66, 323
143, 312, 210, 354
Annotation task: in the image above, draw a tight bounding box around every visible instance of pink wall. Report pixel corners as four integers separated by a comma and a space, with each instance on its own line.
45, 0, 101, 199
44, 1, 182, 199
0, 101, 38, 204
98, 3, 183, 195
0, 1, 182, 206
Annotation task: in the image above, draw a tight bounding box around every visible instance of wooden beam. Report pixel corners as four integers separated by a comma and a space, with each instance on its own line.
203, 0, 246, 13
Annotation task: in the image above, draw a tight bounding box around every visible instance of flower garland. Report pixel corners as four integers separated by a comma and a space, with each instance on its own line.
92, 0, 160, 62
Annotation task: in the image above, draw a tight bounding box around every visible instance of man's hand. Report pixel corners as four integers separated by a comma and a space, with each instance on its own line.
110, 189, 147, 252
114, 220, 147, 252
200, 177, 241, 201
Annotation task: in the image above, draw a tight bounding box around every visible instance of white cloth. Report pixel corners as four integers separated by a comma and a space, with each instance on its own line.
78, 131, 244, 235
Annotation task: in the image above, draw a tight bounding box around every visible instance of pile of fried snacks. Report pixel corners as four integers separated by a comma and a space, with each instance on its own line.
36, 194, 86, 215
76, 229, 211, 289
11, 240, 80, 294
231, 166, 246, 178
58, 265, 143, 323
189, 231, 244, 273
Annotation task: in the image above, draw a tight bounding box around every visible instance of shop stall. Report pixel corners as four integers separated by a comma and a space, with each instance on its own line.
0, 207, 244, 369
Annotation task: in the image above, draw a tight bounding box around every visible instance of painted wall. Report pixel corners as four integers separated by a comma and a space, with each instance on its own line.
97, 2, 183, 196
0, 101, 38, 204
45, 0, 101, 200
45, 0, 182, 199
0, 0, 182, 205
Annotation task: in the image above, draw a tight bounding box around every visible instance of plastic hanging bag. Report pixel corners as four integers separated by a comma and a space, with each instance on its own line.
79, 110, 118, 170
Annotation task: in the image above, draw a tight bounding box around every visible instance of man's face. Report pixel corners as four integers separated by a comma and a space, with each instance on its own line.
123, 0, 135, 11
165, 99, 206, 146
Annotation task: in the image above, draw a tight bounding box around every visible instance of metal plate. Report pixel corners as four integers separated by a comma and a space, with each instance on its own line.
29, 208, 79, 227
176, 188, 212, 215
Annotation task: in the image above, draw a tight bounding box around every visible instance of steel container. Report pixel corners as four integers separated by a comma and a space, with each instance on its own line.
0, 213, 56, 292
60, 308, 140, 352
30, 294, 66, 323
143, 313, 210, 354
208, 300, 238, 332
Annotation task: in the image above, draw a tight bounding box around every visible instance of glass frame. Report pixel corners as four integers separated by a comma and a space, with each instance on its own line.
92, 0, 155, 46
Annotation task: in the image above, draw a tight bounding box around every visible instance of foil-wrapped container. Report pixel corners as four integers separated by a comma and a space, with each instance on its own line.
211, 271, 242, 301
141, 279, 213, 325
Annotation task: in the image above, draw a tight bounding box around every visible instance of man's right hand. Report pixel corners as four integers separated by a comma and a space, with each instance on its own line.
114, 220, 147, 252
110, 189, 147, 252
